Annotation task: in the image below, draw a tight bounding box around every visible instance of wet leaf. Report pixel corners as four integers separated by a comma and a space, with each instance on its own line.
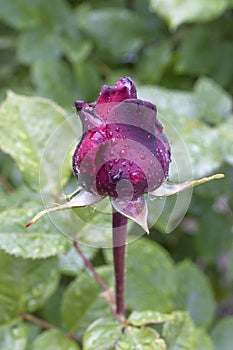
195, 328, 214, 350
61, 266, 113, 335
0, 250, 59, 325
125, 238, 176, 311
117, 326, 166, 350
162, 311, 197, 350
174, 260, 216, 326
31, 329, 80, 350
0, 204, 70, 259
0, 322, 27, 350
83, 318, 122, 350
211, 317, 233, 350
128, 310, 174, 326
149, 0, 230, 29
0, 91, 73, 192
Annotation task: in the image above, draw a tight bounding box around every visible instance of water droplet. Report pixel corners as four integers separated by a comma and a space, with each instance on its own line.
114, 158, 119, 164
140, 153, 146, 160
148, 134, 151, 139
111, 138, 117, 146
108, 131, 113, 138
115, 127, 120, 132
122, 161, 127, 167
108, 162, 113, 170
119, 149, 127, 157
129, 160, 133, 166
130, 171, 141, 182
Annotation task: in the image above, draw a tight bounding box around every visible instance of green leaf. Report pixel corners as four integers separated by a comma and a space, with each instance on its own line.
0, 91, 73, 192
211, 317, 233, 350
31, 59, 75, 106
195, 328, 214, 350
149, 0, 231, 29
0, 321, 27, 350
217, 119, 233, 166
76, 8, 148, 62
0, 204, 70, 259
0, 250, 59, 325
194, 77, 232, 125
162, 311, 197, 350
0, 0, 42, 30
174, 260, 216, 326
0, 0, 71, 30
17, 29, 64, 64
83, 318, 123, 350
138, 86, 197, 121
61, 266, 113, 335
58, 245, 97, 276
31, 329, 80, 350
128, 310, 174, 326
175, 24, 222, 76
0, 233, 69, 259
136, 42, 172, 84
125, 238, 176, 312
117, 326, 166, 350
138, 83, 224, 179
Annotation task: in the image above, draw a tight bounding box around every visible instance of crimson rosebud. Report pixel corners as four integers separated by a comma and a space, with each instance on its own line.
26, 77, 223, 233
72, 77, 171, 201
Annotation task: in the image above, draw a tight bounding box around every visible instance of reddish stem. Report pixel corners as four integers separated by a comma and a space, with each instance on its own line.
112, 211, 128, 320
19, 312, 80, 343
73, 240, 115, 311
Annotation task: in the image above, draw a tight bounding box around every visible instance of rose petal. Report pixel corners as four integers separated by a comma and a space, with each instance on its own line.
111, 196, 149, 233
74, 100, 102, 133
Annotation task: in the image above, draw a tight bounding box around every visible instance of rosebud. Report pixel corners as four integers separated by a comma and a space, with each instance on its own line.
72, 77, 171, 200
26, 77, 223, 233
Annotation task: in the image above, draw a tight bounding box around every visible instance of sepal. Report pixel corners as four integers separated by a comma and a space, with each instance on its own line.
26, 190, 103, 227
111, 196, 149, 233
149, 174, 224, 198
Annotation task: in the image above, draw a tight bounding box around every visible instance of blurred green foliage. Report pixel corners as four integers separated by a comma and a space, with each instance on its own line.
0, 0, 233, 348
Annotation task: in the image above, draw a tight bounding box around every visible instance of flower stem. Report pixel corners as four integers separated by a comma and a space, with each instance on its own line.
112, 211, 128, 320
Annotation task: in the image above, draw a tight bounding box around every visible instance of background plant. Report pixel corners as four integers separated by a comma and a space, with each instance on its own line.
0, 0, 233, 349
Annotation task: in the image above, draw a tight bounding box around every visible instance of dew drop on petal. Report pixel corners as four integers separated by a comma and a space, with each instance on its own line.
111, 138, 117, 146
140, 153, 146, 160
119, 149, 127, 157
130, 171, 141, 182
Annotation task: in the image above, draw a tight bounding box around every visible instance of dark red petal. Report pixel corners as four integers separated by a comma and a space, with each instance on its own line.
96, 77, 137, 120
